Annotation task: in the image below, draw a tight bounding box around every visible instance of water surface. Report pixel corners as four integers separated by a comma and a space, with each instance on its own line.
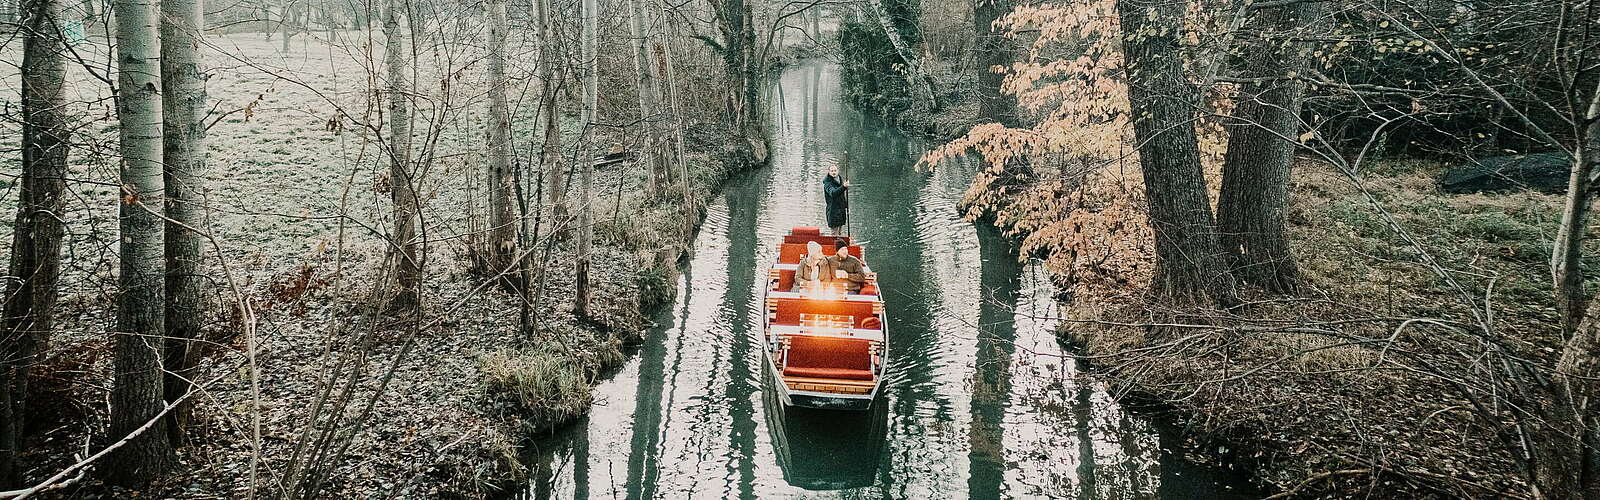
517, 61, 1258, 499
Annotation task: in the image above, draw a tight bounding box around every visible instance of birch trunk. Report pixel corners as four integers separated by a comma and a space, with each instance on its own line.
1114, 0, 1236, 306
2, 0, 70, 485
483, 0, 517, 284
1216, 2, 1319, 294
575, 0, 598, 317
1553, 83, 1600, 335
628, 0, 667, 194
538, 0, 566, 230
385, 0, 420, 309
1539, 80, 1600, 500
160, 0, 209, 446
107, 0, 178, 484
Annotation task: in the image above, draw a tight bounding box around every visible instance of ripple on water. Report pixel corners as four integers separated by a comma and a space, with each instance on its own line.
514, 61, 1259, 500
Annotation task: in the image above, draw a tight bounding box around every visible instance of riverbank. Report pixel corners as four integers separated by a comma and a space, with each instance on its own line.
0, 32, 763, 497
966, 157, 1570, 497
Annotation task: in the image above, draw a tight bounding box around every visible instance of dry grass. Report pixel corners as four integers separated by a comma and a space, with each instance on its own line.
1046, 158, 1578, 497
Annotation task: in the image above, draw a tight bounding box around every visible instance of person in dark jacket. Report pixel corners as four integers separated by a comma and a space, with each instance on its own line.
830, 238, 867, 293
823, 164, 849, 234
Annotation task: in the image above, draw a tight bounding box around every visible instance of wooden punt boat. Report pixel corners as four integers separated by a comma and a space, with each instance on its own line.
762, 227, 887, 411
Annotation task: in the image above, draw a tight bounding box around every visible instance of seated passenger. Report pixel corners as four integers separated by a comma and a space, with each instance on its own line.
830, 238, 867, 293
794, 241, 836, 293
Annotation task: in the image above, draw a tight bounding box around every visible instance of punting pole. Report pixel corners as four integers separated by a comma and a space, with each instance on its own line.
843, 151, 851, 240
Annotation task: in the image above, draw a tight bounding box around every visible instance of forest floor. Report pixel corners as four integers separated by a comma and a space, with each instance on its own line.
1049, 159, 1579, 498
0, 31, 753, 497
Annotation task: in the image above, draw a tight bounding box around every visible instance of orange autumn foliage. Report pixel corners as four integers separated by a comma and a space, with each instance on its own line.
922, 0, 1233, 301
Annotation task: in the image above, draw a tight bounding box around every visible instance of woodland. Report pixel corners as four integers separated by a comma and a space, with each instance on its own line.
0, 0, 1598, 496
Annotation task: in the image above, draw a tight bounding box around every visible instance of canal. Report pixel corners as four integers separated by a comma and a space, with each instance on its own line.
516, 61, 1258, 499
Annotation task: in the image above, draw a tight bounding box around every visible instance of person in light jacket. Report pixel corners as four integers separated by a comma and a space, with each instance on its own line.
794, 241, 836, 293
823, 164, 849, 234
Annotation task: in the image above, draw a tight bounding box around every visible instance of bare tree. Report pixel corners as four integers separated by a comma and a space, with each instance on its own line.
538, 0, 566, 229
575, 0, 598, 317
1540, 80, 1600, 500
628, 0, 669, 195
481, 0, 518, 285
160, 0, 211, 446
385, 0, 420, 310
280, 0, 300, 52
1, 0, 70, 486
106, 0, 179, 485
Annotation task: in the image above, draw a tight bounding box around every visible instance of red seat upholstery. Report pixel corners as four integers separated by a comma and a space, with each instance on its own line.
774, 269, 795, 291
771, 298, 876, 325
784, 233, 854, 249
784, 366, 875, 380
778, 243, 864, 264
859, 283, 878, 296
784, 335, 874, 381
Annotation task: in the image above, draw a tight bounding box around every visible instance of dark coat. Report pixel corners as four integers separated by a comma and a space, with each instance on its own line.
830, 254, 866, 291
823, 174, 848, 228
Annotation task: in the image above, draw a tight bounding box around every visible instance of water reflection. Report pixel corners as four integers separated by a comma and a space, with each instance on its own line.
763, 372, 889, 490
512, 61, 1257, 499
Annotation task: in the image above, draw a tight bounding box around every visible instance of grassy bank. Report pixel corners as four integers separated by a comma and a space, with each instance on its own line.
1019, 160, 1578, 497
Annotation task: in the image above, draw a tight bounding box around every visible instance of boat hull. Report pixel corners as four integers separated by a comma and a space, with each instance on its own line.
762, 227, 888, 412
763, 354, 879, 411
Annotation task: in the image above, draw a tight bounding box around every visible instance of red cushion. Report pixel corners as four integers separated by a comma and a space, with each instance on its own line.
794, 227, 821, 236
772, 298, 875, 325
777, 242, 862, 263
859, 284, 877, 296
784, 366, 875, 380
775, 269, 795, 291
786, 335, 872, 374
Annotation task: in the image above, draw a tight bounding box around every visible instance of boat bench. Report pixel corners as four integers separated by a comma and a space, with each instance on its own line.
768, 297, 882, 328
768, 267, 878, 295
777, 243, 864, 264
782, 335, 875, 381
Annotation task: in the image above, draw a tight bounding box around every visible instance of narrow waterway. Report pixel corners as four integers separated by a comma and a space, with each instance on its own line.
516, 61, 1258, 499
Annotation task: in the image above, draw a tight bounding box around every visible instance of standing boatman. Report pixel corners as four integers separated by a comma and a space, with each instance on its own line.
823, 163, 849, 234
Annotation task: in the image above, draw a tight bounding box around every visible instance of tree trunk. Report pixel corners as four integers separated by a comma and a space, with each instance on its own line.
868, 0, 936, 110
575, 0, 597, 317
1540, 81, 1600, 500
1216, 2, 1319, 294
385, 0, 420, 310
1553, 83, 1600, 335
160, 0, 209, 447
482, 0, 517, 286
280, 0, 294, 52
972, 0, 1016, 126
654, 12, 693, 239
106, 0, 178, 485
628, 0, 668, 195
740, 3, 759, 132
809, 7, 820, 42
538, 0, 566, 230
1114, 0, 1236, 306
2, 0, 69, 486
